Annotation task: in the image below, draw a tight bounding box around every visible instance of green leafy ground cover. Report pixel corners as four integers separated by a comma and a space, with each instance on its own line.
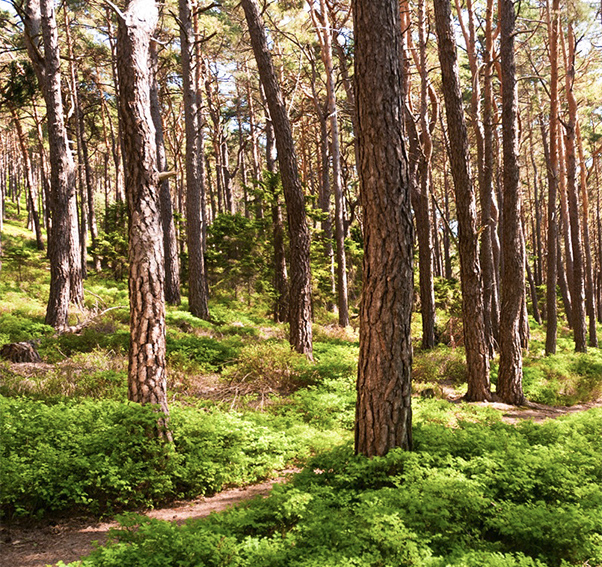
2, 213, 602, 566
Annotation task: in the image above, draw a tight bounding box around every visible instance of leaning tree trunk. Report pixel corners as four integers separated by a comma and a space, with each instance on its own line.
241, 0, 313, 358
116, 0, 171, 437
497, 0, 525, 406
434, 0, 491, 401
354, 0, 413, 457
22, 0, 83, 330
180, 0, 210, 319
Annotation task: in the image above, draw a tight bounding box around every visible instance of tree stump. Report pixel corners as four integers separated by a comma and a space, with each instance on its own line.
0, 342, 42, 363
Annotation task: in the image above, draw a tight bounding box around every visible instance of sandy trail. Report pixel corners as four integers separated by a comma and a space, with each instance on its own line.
0, 474, 294, 567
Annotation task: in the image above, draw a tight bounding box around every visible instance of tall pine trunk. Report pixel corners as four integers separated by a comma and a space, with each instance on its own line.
497, 0, 525, 405
354, 0, 413, 457
116, 0, 170, 437
434, 0, 491, 401
180, 0, 210, 319
23, 0, 83, 330
241, 0, 313, 358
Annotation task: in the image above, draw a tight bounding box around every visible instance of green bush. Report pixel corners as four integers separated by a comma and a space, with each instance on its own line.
69, 410, 602, 567
0, 396, 339, 520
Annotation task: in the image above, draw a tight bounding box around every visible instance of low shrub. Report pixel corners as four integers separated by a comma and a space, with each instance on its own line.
0, 396, 342, 520
68, 410, 602, 567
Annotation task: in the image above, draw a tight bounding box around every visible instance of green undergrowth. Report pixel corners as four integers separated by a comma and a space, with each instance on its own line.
63, 409, 602, 567
0, 396, 345, 520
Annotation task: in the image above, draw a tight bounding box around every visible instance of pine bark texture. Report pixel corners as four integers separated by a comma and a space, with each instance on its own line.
434, 0, 491, 401
116, 0, 170, 429
241, 0, 313, 357
150, 45, 181, 306
180, 0, 210, 319
497, 0, 525, 405
23, 0, 83, 330
353, 0, 413, 457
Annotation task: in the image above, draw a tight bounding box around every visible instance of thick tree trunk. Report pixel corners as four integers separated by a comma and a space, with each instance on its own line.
180, 0, 210, 319
116, 0, 170, 437
497, 0, 525, 406
150, 44, 181, 306
241, 0, 313, 358
354, 0, 413, 457
434, 0, 491, 401
23, 0, 83, 330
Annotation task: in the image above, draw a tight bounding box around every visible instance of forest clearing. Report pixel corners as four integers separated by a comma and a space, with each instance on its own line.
2, 0, 602, 565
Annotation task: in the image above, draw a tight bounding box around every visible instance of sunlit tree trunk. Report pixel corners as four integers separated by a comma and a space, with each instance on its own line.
150, 43, 181, 306
180, 0, 210, 319
241, 0, 313, 358
497, 0, 525, 405
116, 0, 171, 438
434, 0, 491, 401
23, 0, 83, 330
354, 0, 413, 457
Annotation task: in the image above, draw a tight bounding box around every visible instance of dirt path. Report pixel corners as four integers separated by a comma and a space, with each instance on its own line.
3, 399, 601, 567
0, 473, 296, 567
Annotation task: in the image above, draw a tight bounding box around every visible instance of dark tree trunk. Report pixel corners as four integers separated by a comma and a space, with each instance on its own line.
434, 0, 491, 401
482, 0, 500, 351
576, 121, 598, 347
314, 0, 349, 327
23, 0, 83, 330
563, 23, 587, 352
180, 0, 210, 319
150, 43, 181, 306
353, 0, 413, 457
266, 116, 289, 324
11, 109, 44, 251
544, 0, 559, 354
497, 0, 525, 406
241, 0, 313, 358
116, 0, 170, 437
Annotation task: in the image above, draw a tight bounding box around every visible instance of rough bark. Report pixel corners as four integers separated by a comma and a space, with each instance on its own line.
497, 0, 525, 406
434, 0, 491, 401
116, 0, 170, 436
180, 0, 210, 319
241, 0, 313, 358
354, 0, 413, 457
150, 43, 181, 306
23, 0, 83, 330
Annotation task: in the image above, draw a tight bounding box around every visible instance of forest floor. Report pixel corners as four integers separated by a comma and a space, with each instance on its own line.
4, 397, 602, 567
0, 471, 298, 567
